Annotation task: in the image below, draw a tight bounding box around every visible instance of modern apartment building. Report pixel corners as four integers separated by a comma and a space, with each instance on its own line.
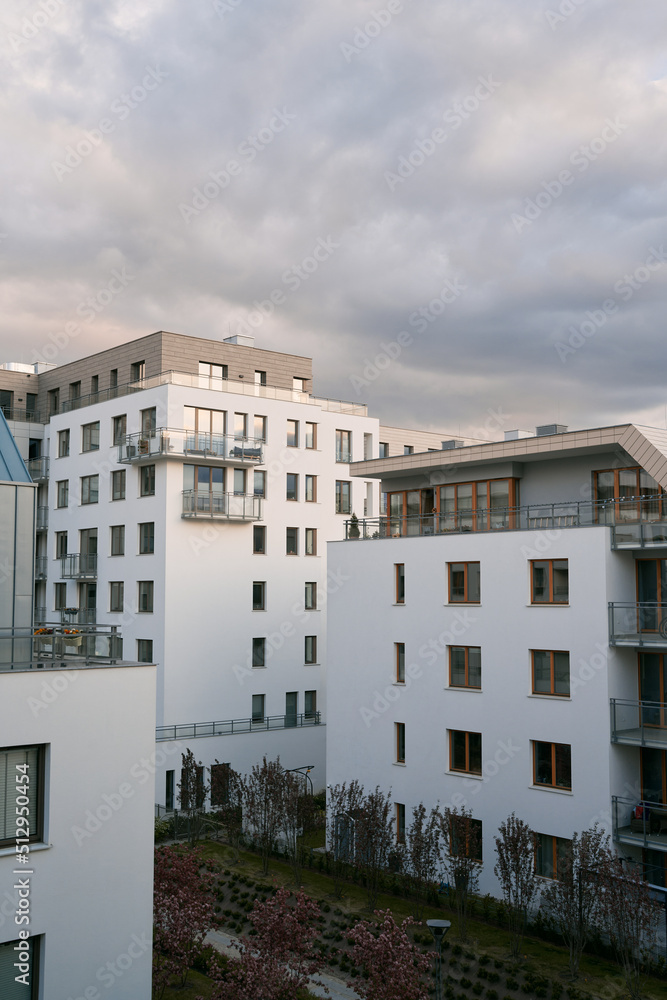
326, 422, 667, 896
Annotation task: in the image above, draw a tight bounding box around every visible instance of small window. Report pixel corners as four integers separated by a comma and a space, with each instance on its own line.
286, 527, 298, 555
199, 361, 227, 382
532, 650, 570, 696
305, 581, 317, 610
287, 419, 299, 447
58, 429, 70, 457
253, 525, 266, 554
449, 562, 480, 603
233, 468, 246, 495
109, 581, 124, 612
165, 769, 174, 810
54, 582, 66, 610
449, 647, 482, 689
286, 473, 299, 501
80, 475, 99, 505
293, 377, 306, 392
254, 470, 266, 498
0, 745, 45, 849
91, 375, 99, 395
70, 380, 81, 401
395, 722, 406, 763
404, 445, 414, 455
335, 480, 351, 514
364, 433, 373, 461
55, 531, 67, 559
450, 816, 483, 861
305, 422, 317, 449
56, 480, 69, 508
254, 415, 267, 441
110, 525, 125, 556
253, 581, 266, 610
396, 803, 406, 844
305, 528, 317, 555
255, 370, 267, 386
450, 731, 482, 774
140, 465, 155, 497
396, 642, 405, 683
112, 415, 127, 446
395, 564, 405, 604
379, 442, 389, 458
535, 833, 571, 879
112, 469, 126, 501
305, 635, 317, 664
252, 638, 265, 668
48, 388, 59, 416
336, 429, 352, 463
137, 639, 153, 663
139, 522, 155, 555
531, 559, 568, 604
533, 741, 571, 789
305, 690, 317, 718
131, 361, 146, 381
82, 421, 100, 452
252, 694, 265, 722
138, 581, 154, 613
234, 413, 248, 439
110, 369, 118, 389
305, 475, 317, 502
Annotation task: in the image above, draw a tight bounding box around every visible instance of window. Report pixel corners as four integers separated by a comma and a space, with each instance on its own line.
69, 380, 81, 402
305, 635, 317, 664
0, 745, 44, 849
110, 368, 118, 389
305, 528, 317, 555
198, 361, 227, 384
395, 642, 405, 683
396, 803, 406, 844
252, 694, 265, 722
112, 469, 126, 501
0, 936, 40, 998
165, 770, 174, 811
305, 582, 317, 610
139, 522, 155, 554
255, 370, 267, 386
254, 470, 266, 498
395, 563, 405, 604
184, 406, 226, 446
137, 639, 153, 663
54, 582, 66, 611
364, 433, 373, 461
82, 421, 99, 452
286, 527, 298, 555
48, 388, 59, 416
287, 419, 299, 447
141, 407, 156, 437
253, 525, 266, 554
336, 429, 352, 463
595, 467, 664, 521
395, 722, 406, 763
532, 650, 570, 696
0, 389, 13, 416
81, 475, 99, 505
55, 531, 67, 559
404, 445, 414, 455
449, 562, 480, 603
210, 762, 231, 806
535, 833, 570, 879
293, 376, 306, 392
286, 473, 299, 501
252, 638, 265, 668
91, 375, 99, 394
130, 360, 145, 381
305, 475, 317, 502
110, 525, 125, 556
109, 581, 124, 612
233, 413, 247, 440
335, 480, 351, 514
450, 816, 483, 861
234, 468, 246, 495
534, 741, 571, 789
531, 560, 568, 604
138, 581, 154, 613
450, 731, 482, 774
56, 480, 68, 508
112, 415, 127, 446
286, 691, 298, 726
254, 415, 267, 441
437, 478, 517, 532
253, 581, 266, 610
58, 429, 70, 457
305, 690, 317, 718
450, 647, 482, 689
140, 465, 155, 496
305, 422, 317, 449
26, 393, 37, 417
379, 442, 389, 458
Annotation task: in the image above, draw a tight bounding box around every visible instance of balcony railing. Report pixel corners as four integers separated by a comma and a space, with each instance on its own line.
34, 607, 47, 624
609, 603, 667, 647
0, 624, 122, 669
182, 490, 262, 521
613, 795, 667, 852
611, 699, 667, 748
117, 428, 263, 465
59, 553, 98, 579
36, 506, 48, 531
156, 711, 322, 741
34, 556, 48, 579
60, 608, 98, 625
27, 457, 49, 482
1, 407, 42, 424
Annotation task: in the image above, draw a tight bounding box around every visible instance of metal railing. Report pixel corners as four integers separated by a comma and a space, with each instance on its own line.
59, 553, 98, 579
60, 608, 98, 625
611, 699, 667, 748
609, 603, 667, 646
156, 711, 322, 741
0, 624, 122, 669
182, 490, 262, 520
36, 506, 48, 530
613, 795, 667, 850
27, 457, 49, 481
34, 556, 48, 579
1, 407, 42, 423
117, 427, 263, 465
33, 607, 47, 624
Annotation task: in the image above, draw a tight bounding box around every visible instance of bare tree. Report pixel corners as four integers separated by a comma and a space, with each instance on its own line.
243, 755, 285, 874
326, 780, 365, 898
280, 771, 318, 884
178, 749, 208, 844
441, 806, 483, 941
355, 786, 394, 911
211, 761, 243, 862
404, 803, 443, 920
494, 813, 538, 958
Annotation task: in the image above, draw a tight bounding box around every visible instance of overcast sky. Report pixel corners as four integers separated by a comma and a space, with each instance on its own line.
1, 0, 666, 438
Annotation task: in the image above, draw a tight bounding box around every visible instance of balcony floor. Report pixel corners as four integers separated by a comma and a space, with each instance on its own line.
613, 726, 667, 749
616, 825, 667, 852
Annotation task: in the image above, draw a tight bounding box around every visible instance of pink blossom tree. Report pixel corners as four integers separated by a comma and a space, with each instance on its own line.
346, 909, 432, 1000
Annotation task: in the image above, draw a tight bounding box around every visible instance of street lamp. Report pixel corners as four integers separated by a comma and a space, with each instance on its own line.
283, 765, 314, 795
426, 919, 451, 1000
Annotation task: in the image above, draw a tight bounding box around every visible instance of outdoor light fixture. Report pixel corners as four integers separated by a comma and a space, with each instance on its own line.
426, 919, 451, 1000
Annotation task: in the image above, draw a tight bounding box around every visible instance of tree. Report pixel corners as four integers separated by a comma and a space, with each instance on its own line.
211, 760, 243, 862
243, 755, 284, 874
404, 802, 443, 920
441, 806, 483, 941
494, 813, 538, 958
346, 909, 432, 1000
177, 749, 208, 844
355, 786, 394, 910
540, 824, 608, 977
326, 779, 365, 897
280, 770, 314, 884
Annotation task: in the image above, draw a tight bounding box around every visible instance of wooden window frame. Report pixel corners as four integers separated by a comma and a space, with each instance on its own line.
305, 475, 317, 502
535, 832, 571, 879
305, 422, 317, 449
395, 722, 406, 763
448, 562, 480, 604
531, 650, 570, 696
449, 730, 482, 775
449, 646, 481, 689
395, 563, 405, 604
530, 559, 568, 604
287, 419, 299, 448
533, 741, 572, 790
395, 803, 406, 844
395, 642, 405, 683
386, 478, 518, 535
305, 582, 317, 610
252, 581, 266, 611
305, 528, 317, 556
305, 635, 317, 664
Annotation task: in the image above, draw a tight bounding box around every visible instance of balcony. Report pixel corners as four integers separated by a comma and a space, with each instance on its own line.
0, 624, 122, 669
27, 457, 49, 482
60, 553, 98, 579
156, 711, 322, 741
611, 699, 667, 749
613, 795, 667, 852
34, 556, 48, 580
36, 506, 48, 531
60, 608, 98, 625
609, 603, 667, 647
34, 607, 47, 625
118, 428, 264, 466
182, 491, 262, 521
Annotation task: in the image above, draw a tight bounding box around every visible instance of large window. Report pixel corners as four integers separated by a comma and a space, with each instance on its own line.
450, 816, 483, 861
336, 429, 352, 463
0, 745, 44, 849
450, 646, 481, 689
198, 361, 227, 385
533, 741, 571, 789
131, 360, 146, 381
305, 690, 317, 718
254, 415, 267, 441
336, 480, 351, 514
80, 474, 99, 505
82, 421, 100, 452
184, 406, 226, 447
252, 694, 265, 722
595, 466, 664, 522
535, 833, 570, 879
55, 531, 67, 558
387, 478, 518, 534
450, 731, 482, 775
254, 470, 266, 498
532, 650, 570, 696
449, 562, 480, 603
531, 559, 568, 604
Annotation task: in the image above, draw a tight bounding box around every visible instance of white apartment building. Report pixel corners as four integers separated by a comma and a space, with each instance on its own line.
326, 422, 667, 897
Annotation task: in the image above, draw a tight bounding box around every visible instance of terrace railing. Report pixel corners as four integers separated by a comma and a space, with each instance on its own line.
156, 711, 322, 741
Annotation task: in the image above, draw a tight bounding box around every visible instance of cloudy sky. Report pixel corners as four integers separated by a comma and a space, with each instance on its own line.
1, 0, 666, 438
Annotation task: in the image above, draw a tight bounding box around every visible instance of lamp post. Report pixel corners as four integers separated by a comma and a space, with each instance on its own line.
426, 919, 451, 1000
283, 765, 314, 796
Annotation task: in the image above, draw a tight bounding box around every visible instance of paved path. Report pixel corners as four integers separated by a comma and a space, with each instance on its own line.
206, 928, 361, 999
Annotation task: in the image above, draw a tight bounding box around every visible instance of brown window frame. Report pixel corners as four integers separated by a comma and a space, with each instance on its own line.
395, 563, 405, 604
395, 802, 406, 844
386, 478, 518, 535
535, 832, 571, 879
448, 562, 480, 604
449, 730, 482, 775
395, 722, 406, 763
530, 559, 568, 604
449, 646, 481, 689
531, 650, 570, 696
395, 642, 405, 683
533, 741, 572, 790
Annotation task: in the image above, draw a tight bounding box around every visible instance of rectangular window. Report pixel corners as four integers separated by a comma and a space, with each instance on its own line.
286, 691, 298, 726
0, 937, 40, 997
165, 770, 174, 810
26, 393, 37, 416
287, 419, 299, 447
254, 415, 267, 441
210, 762, 231, 806
233, 468, 246, 495
253, 525, 266, 554
532, 650, 570, 696
286, 473, 299, 501
450, 731, 482, 774
139, 522, 155, 554
141, 407, 156, 437
305, 422, 317, 449
252, 638, 265, 668
305, 581, 317, 610
234, 413, 247, 439
110, 525, 125, 556
254, 470, 266, 498
293, 376, 306, 392
137, 639, 153, 663
531, 560, 568, 604
395, 563, 405, 604
396, 803, 406, 844
449, 647, 482, 689
305, 635, 317, 664
305, 690, 317, 718
130, 361, 146, 381
449, 562, 480, 603
252, 694, 265, 722
69, 380, 81, 401
450, 816, 483, 861
533, 741, 572, 789
395, 642, 405, 683
81, 474, 99, 505
48, 388, 59, 416
109, 581, 124, 612
112, 414, 127, 446
82, 421, 100, 452
336, 429, 352, 463
140, 465, 155, 496
364, 434, 373, 461
404, 445, 414, 455
379, 442, 388, 458
138, 581, 154, 613
55, 531, 67, 559
56, 480, 69, 508
335, 480, 351, 514
286, 527, 298, 555
535, 833, 570, 879
305, 475, 317, 502
0, 745, 44, 848
305, 528, 317, 555
198, 361, 227, 384
58, 429, 70, 457
110, 368, 118, 389
396, 722, 406, 763
54, 582, 66, 611
253, 581, 266, 610
255, 370, 267, 386
112, 469, 126, 501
